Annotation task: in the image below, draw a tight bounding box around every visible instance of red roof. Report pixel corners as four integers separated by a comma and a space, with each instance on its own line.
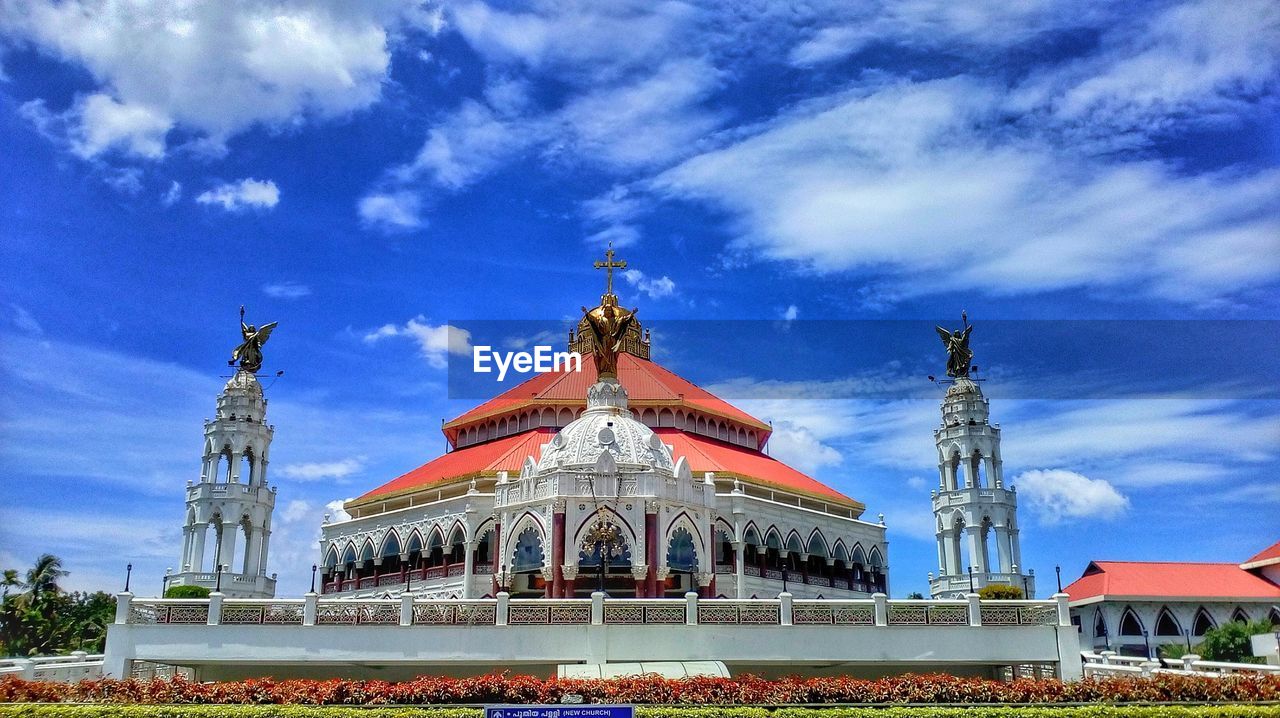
1064, 560, 1280, 602
1242, 540, 1280, 569
443, 353, 771, 440
353, 426, 861, 511
352, 429, 554, 504
655, 428, 857, 507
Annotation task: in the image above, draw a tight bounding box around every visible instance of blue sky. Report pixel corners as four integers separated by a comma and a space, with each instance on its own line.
1, 0, 1278, 598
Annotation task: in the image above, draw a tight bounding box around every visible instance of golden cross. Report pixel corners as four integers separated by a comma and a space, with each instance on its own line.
593, 243, 627, 296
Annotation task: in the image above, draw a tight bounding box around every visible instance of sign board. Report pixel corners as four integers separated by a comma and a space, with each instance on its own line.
486, 706, 634, 718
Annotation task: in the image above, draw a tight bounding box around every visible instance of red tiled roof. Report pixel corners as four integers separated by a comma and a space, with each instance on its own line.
352, 426, 862, 512
1064, 560, 1280, 602
1242, 540, 1280, 569
443, 353, 771, 438
352, 429, 555, 505
654, 428, 859, 509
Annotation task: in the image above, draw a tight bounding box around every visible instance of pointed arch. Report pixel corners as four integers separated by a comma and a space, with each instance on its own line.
1093, 608, 1108, 638
323, 545, 340, 568
742, 522, 761, 546
867, 545, 884, 568
1119, 606, 1144, 636
1155, 607, 1182, 636
666, 526, 698, 571
806, 529, 830, 558
784, 530, 805, 554
850, 543, 868, 567
664, 510, 705, 547
341, 542, 358, 565
405, 529, 424, 555
426, 525, 446, 549
1192, 607, 1215, 636
359, 538, 376, 562
511, 524, 545, 572
1230, 607, 1250, 623
574, 506, 638, 547
832, 540, 849, 563
380, 529, 402, 558
1268, 607, 1280, 627
763, 526, 783, 549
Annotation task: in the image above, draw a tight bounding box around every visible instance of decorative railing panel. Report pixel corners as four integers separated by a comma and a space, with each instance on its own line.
698, 601, 780, 625
508, 604, 551, 625
603, 600, 686, 624
792, 601, 875, 625
744, 565, 761, 577
887, 603, 928, 625
128, 602, 211, 625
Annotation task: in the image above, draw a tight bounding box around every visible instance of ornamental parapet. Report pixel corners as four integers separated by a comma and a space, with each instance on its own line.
930, 485, 1016, 510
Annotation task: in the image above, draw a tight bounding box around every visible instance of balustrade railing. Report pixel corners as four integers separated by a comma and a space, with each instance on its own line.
119, 593, 1071, 630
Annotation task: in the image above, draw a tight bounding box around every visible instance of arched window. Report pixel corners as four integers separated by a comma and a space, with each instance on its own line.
512, 527, 544, 571
580, 528, 631, 568
1093, 609, 1108, 638
1155, 608, 1182, 636
341, 543, 357, 566
426, 530, 445, 567
1268, 607, 1280, 627
381, 532, 401, 558
475, 529, 492, 565
448, 525, 466, 563
666, 527, 698, 571
1119, 607, 1144, 636
1231, 607, 1250, 624
1192, 607, 1215, 636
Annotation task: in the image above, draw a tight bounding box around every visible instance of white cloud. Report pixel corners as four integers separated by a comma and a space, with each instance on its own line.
358, 191, 424, 231
161, 180, 182, 206
325, 499, 353, 523
262, 281, 312, 299
279, 458, 365, 482
363, 316, 473, 369
8, 304, 43, 336
762, 420, 843, 476
1013, 469, 1130, 524
782, 305, 799, 321
2, 1, 428, 158
196, 178, 280, 211
654, 77, 1280, 303
280, 499, 314, 523
587, 224, 641, 248
622, 269, 675, 299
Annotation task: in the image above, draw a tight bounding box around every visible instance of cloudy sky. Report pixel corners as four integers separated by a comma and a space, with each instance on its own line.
1, 0, 1277, 598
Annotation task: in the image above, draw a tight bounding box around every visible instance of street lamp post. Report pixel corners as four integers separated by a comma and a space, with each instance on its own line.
310, 564, 317, 593
215, 564, 224, 593
1142, 629, 1152, 659
124, 563, 132, 592
967, 565, 974, 593
1055, 565, 1062, 593
782, 567, 789, 594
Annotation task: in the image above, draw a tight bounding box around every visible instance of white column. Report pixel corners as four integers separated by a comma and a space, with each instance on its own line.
257, 527, 272, 577
995, 526, 1012, 573
191, 525, 206, 572
218, 521, 237, 572
945, 530, 962, 576
245, 527, 263, 575
966, 526, 985, 573
462, 540, 475, 598
1010, 528, 1022, 571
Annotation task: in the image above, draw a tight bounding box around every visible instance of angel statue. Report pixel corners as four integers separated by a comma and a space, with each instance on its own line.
580, 294, 638, 379
229, 305, 277, 373
935, 311, 974, 378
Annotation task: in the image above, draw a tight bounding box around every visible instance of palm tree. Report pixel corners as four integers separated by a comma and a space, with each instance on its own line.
15, 550, 66, 606
0, 570, 19, 599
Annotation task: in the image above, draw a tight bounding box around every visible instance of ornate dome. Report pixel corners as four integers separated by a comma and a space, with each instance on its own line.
535, 380, 674, 474
944, 377, 981, 399
224, 369, 263, 395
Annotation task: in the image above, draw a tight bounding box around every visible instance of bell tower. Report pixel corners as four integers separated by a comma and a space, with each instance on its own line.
928, 317, 1032, 599
170, 311, 279, 598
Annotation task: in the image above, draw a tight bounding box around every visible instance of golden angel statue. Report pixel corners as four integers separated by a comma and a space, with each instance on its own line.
580, 294, 637, 379
229, 305, 277, 373
935, 311, 974, 378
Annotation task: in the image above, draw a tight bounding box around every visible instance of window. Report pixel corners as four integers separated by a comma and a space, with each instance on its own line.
1192, 607, 1215, 636
1119, 607, 1144, 636
666, 528, 698, 571
1155, 608, 1181, 636
1231, 607, 1250, 624
512, 527, 544, 571
1093, 610, 1108, 638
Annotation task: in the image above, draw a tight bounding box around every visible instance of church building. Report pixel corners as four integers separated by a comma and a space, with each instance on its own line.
318, 253, 889, 600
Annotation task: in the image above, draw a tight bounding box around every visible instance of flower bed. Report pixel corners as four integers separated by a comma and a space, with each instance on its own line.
2, 674, 1280, 706
2, 706, 1280, 718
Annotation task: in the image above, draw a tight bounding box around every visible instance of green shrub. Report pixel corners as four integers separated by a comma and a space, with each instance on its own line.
977, 585, 1023, 600
162, 586, 211, 599
1200, 620, 1274, 664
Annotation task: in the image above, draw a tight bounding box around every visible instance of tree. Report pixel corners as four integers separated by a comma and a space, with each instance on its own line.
1199, 619, 1275, 664
906, 592, 925, 600
164, 585, 211, 598
978, 584, 1024, 600
1, 555, 114, 657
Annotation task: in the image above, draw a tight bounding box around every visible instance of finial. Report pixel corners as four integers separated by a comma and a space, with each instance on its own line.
229, 305, 278, 374
593, 240, 627, 298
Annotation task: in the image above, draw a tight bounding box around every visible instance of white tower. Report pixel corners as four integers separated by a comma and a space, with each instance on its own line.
928, 352, 1033, 599
171, 369, 278, 597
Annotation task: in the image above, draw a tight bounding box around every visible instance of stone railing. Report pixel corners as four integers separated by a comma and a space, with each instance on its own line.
116, 591, 1071, 629
0, 652, 104, 682
1081, 651, 1280, 678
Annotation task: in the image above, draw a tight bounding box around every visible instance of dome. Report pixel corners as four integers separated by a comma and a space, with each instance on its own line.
535, 380, 674, 473
944, 377, 981, 399
224, 369, 263, 396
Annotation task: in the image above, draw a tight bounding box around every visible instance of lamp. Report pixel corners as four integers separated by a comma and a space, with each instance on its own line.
1055, 565, 1062, 593
310, 564, 317, 593
124, 563, 132, 593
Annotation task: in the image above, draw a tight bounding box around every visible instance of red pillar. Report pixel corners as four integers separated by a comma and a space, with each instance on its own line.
552, 511, 566, 598
490, 522, 502, 595
645, 511, 658, 598
634, 577, 647, 598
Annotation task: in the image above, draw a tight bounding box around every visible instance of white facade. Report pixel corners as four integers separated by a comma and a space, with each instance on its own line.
1072, 599, 1280, 656
168, 370, 278, 598
319, 380, 888, 601
930, 378, 1034, 598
